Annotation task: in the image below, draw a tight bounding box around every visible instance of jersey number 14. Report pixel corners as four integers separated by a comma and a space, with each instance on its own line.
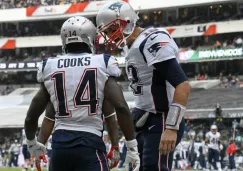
51, 68, 98, 117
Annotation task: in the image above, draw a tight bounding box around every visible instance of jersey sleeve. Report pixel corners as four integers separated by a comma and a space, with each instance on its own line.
205, 132, 210, 138
140, 31, 179, 66
103, 54, 121, 77
218, 132, 221, 138
37, 59, 48, 82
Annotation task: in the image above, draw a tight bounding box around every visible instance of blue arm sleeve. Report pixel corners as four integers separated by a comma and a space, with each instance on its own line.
153, 58, 188, 88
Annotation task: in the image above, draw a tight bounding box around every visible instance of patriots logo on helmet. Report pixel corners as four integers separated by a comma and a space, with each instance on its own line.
108, 2, 123, 13
147, 42, 169, 57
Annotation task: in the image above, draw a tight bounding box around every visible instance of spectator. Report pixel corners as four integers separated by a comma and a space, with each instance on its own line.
218, 72, 223, 82
227, 73, 233, 86
227, 140, 236, 171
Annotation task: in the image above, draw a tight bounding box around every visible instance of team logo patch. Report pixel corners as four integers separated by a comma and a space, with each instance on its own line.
108, 2, 123, 13
147, 42, 169, 57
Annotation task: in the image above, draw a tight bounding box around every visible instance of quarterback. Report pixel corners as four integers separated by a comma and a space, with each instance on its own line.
96, 1, 191, 171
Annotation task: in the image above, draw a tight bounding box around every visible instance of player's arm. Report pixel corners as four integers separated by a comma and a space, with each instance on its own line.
25, 83, 50, 140
104, 77, 135, 141
142, 32, 191, 154
38, 101, 55, 145
143, 32, 191, 130
104, 54, 140, 169
102, 54, 135, 141
102, 99, 120, 168
102, 99, 118, 147
205, 133, 210, 145
153, 59, 190, 128
218, 134, 221, 148
25, 59, 50, 159
205, 137, 209, 144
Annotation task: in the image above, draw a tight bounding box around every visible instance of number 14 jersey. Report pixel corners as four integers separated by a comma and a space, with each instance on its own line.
125, 27, 179, 114
37, 53, 120, 137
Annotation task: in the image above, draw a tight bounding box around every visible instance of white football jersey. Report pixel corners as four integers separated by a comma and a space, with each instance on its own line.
181, 140, 190, 152
37, 53, 121, 137
181, 140, 190, 159
206, 131, 221, 150
193, 141, 202, 157
125, 27, 179, 113
174, 142, 182, 159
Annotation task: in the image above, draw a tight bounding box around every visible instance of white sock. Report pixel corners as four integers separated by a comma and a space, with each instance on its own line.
216, 162, 222, 171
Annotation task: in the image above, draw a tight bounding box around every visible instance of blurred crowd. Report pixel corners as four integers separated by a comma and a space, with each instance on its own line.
0, 119, 243, 170
218, 72, 241, 88
0, 0, 93, 9
0, 47, 61, 63
194, 72, 241, 88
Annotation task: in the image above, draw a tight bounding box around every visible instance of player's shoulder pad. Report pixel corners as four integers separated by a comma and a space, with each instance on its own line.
102, 54, 120, 77
37, 58, 49, 83
103, 54, 119, 68
139, 28, 176, 66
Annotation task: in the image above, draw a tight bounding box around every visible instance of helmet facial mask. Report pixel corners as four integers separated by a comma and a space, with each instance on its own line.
98, 19, 127, 51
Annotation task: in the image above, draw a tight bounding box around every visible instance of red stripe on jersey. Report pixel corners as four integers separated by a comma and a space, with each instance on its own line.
159, 42, 169, 46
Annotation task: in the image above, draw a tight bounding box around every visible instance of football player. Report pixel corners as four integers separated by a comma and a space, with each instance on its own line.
96, 1, 191, 171
24, 16, 140, 171
205, 125, 222, 171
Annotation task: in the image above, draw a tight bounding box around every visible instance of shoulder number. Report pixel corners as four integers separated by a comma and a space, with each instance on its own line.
127, 65, 143, 95
51, 68, 98, 118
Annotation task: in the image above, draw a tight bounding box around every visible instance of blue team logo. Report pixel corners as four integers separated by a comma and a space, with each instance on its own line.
108, 2, 123, 13
147, 42, 169, 57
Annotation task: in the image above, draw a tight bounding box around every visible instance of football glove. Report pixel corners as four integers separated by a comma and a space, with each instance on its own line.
107, 146, 120, 169
31, 154, 47, 171
125, 139, 140, 171
27, 137, 46, 159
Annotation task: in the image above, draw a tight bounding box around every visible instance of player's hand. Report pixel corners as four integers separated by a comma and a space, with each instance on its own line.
27, 137, 46, 159
125, 139, 140, 171
107, 146, 120, 169
160, 129, 177, 155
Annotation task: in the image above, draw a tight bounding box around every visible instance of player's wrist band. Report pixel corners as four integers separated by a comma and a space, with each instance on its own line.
165, 103, 186, 130
104, 112, 116, 119
27, 136, 37, 145
126, 139, 138, 148
44, 116, 55, 122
